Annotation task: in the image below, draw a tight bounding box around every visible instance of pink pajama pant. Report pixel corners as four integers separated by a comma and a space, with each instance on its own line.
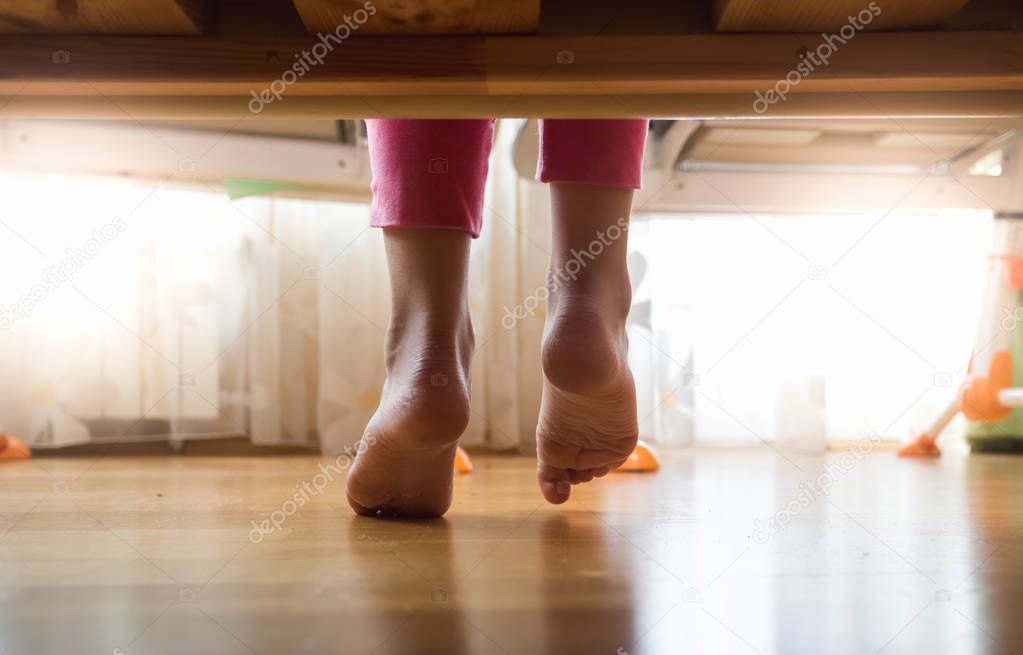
366, 119, 649, 238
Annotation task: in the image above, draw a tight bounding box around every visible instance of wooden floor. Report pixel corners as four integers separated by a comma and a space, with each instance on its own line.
2, 449, 1021, 655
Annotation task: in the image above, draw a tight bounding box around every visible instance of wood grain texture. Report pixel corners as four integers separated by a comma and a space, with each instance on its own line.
0, 0, 203, 35
0, 27, 1020, 117
2, 91, 1023, 119
714, 0, 971, 32
0, 31, 1019, 94
291, 0, 541, 35
1, 450, 1021, 654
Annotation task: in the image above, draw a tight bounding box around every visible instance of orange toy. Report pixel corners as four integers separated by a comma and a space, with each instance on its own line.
898, 398, 958, 457
0, 433, 31, 460
903, 220, 1023, 456
615, 439, 660, 473
454, 446, 472, 474
961, 351, 1014, 423
897, 434, 942, 457
899, 351, 1017, 458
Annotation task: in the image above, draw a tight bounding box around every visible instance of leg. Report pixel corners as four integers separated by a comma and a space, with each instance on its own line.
345, 228, 474, 518
345, 120, 493, 518
534, 119, 648, 504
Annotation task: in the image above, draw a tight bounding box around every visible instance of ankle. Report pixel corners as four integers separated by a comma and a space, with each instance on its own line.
547, 265, 632, 324
385, 310, 474, 370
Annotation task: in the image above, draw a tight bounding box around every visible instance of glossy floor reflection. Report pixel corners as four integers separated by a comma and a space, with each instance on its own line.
1, 449, 1020, 654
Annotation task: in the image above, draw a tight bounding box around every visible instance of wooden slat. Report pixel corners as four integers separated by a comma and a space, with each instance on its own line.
2, 91, 1022, 120
0, 32, 1020, 94
0, 30, 1020, 117
714, 0, 970, 32
480, 32, 1023, 95
0, 34, 488, 95
290, 0, 540, 35
0, 0, 203, 35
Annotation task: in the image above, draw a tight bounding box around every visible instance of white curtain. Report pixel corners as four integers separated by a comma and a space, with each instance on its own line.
0, 122, 991, 453
0, 172, 333, 449
626, 210, 990, 450
0, 121, 545, 454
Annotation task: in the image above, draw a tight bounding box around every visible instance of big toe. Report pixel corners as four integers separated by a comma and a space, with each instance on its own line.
537, 464, 573, 504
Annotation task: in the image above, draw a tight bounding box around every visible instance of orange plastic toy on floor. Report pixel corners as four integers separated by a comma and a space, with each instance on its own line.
960, 351, 1014, 423
454, 446, 472, 474
0, 433, 31, 460
898, 399, 957, 458
898, 351, 1015, 458
897, 434, 942, 457
615, 439, 661, 472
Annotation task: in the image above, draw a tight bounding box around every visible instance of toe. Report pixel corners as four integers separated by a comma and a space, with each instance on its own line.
537, 465, 572, 504
540, 480, 571, 504
569, 469, 595, 484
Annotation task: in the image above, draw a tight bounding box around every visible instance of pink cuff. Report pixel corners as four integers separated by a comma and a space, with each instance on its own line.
366, 119, 495, 239
536, 119, 649, 189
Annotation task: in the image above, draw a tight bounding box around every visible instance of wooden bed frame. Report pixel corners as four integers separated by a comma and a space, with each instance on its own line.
0, 0, 1020, 119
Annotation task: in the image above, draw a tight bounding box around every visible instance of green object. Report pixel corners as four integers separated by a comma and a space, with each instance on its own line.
222, 178, 304, 200
967, 289, 1023, 449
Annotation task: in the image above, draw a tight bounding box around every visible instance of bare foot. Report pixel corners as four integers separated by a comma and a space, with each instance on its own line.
345, 320, 473, 518
535, 280, 639, 504
345, 228, 474, 519
535, 182, 639, 505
